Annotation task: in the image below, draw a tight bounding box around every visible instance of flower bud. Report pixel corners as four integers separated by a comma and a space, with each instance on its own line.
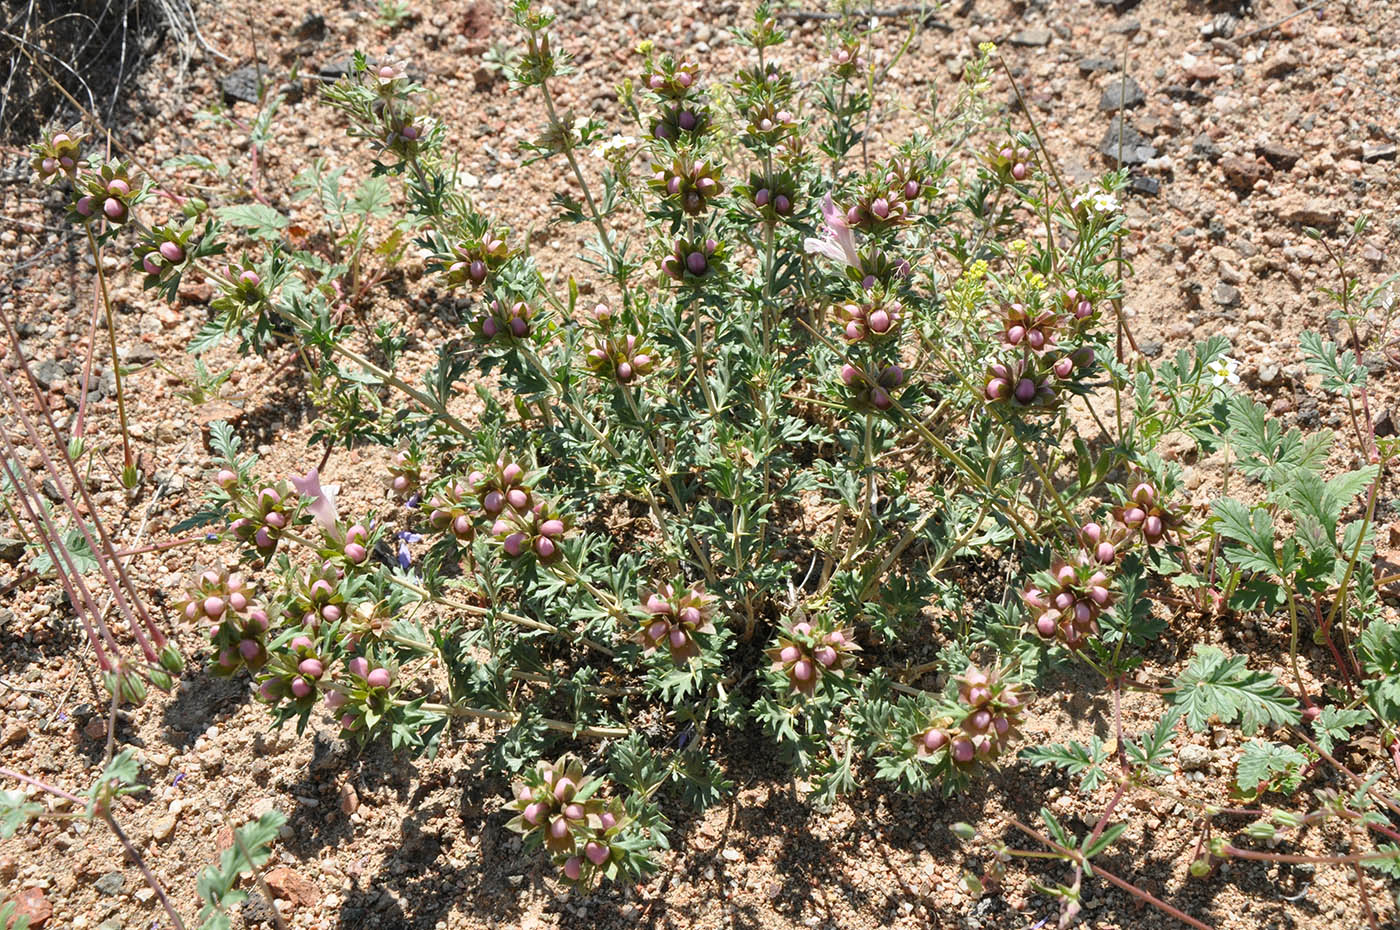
291, 677, 312, 698
563, 856, 582, 880
348, 657, 369, 678
366, 668, 391, 689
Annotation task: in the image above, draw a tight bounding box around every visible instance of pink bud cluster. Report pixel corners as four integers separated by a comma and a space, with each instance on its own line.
651, 102, 708, 141
585, 332, 656, 384
31, 129, 80, 182
386, 450, 422, 501
830, 42, 863, 79
342, 523, 370, 565
1113, 478, 1178, 546
179, 569, 271, 675
997, 301, 1059, 354
427, 480, 479, 542
491, 498, 568, 563
633, 582, 717, 662
1023, 552, 1116, 650
475, 297, 532, 342
767, 620, 859, 696
257, 634, 327, 703
642, 59, 700, 99
649, 155, 724, 216
139, 236, 187, 279
330, 656, 395, 731
839, 362, 905, 412
745, 102, 796, 141
838, 297, 901, 343
750, 182, 793, 217
916, 666, 1024, 765
73, 164, 137, 225
444, 233, 509, 290
994, 144, 1033, 182
662, 236, 720, 284
290, 561, 347, 631
506, 756, 626, 886
228, 481, 295, 556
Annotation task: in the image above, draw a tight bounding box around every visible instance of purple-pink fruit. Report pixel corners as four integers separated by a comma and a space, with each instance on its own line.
264, 511, 286, 529
1012, 163, 1027, 181
291, 677, 312, 698
1053, 357, 1074, 378
668, 627, 687, 648
686, 251, 707, 275
239, 639, 261, 660
1036, 614, 1057, 637
203, 596, 226, 619
985, 378, 1010, 401
840, 364, 858, 385
563, 856, 582, 880
160, 241, 185, 263
1122, 506, 1145, 526
924, 729, 947, 751
523, 801, 546, 825
678, 110, 697, 131
754, 188, 770, 207
815, 646, 838, 667
103, 197, 126, 219
774, 194, 791, 214
348, 657, 369, 678
502, 533, 524, 557
75, 196, 94, 216
259, 681, 279, 701
779, 645, 799, 664
340, 714, 357, 730
326, 690, 348, 710
648, 620, 669, 642
951, 739, 975, 763
868, 309, 890, 333
905, 180, 920, 199
792, 658, 814, 682
992, 717, 1010, 737
968, 709, 992, 732
216, 468, 238, 488
452, 514, 472, 537
322, 604, 341, 623
143, 253, 163, 275
540, 519, 564, 538
299, 658, 324, 678
502, 463, 523, 484
599, 812, 617, 829
507, 488, 529, 510
366, 668, 391, 689
106, 178, 130, 196
1014, 378, 1037, 404
534, 537, 556, 559
239, 270, 261, 287
1096, 542, 1116, 564
344, 543, 367, 564
1144, 515, 1163, 539
553, 778, 575, 802
291, 635, 313, 651
586, 841, 610, 865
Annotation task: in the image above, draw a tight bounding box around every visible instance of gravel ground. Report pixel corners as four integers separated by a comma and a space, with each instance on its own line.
2, 1, 1399, 928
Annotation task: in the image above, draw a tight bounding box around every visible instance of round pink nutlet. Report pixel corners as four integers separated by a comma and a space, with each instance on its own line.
814, 646, 838, 667
564, 803, 584, 820
1096, 542, 1116, 564
1122, 506, 1145, 526
779, 645, 800, 664
340, 714, 357, 730
142, 252, 163, 275
553, 778, 576, 802
239, 639, 261, 661
106, 178, 130, 196
868, 309, 890, 334
299, 658, 324, 679
668, 627, 688, 649
599, 811, 617, 829
160, 241, 185, 263
507, 488, 529, 510
291, 635, 314, 651
259, 681, 279, 701
951, 739, 975, 763
523, 801, 546, 825
344, 543, 367, 564
1036, 614, 1057, 637
1011, 163, 1028, 181
563, 856, 582, 880
534, 537, 556, 559
501, 533, 524, 557
203, 596, 226, 620
291, 677, 312, 698
686, 251, 707, 275
647, 620, 669, 643
326, 690, 348, 710
452, 515, 473, 537
322, 604, 342, 623
774, 194, 791, 214
348, 657, 369, 678
75, 196, 95, 217
792, 658, 815, 682
481, 318, 498, 338
586, 841, 610, 865
840, 364, 858, 386
103, 197, 126, 219
924, 729, 947, 751
366, 668, 391, 689
540, 519, 565, 538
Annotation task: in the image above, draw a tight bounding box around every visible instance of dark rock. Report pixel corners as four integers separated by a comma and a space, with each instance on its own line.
1374, 408, 1395, 438
1296, 394, 1320, 429
1099, 117, 1156, 165
1203, 12, 1239, 39
1094, 0, 1140, 12
1129, 175, 1160, 196
317, 56, 358, 81
1139, 339, 1163, 358
1098, 75, 1144, 111
1107, 17, 1141, 35
294, 13, 326, 39
34, 358, 64, 389
94, 871, 126, 896
1220, 155, 1269, 189
1078, 57, 1117, 75
1258, 142, 1301, 169
220, 66, 263, 104
1191, 133, 1222, 162
1212, 282, 1240, 307
1010, 27, 1053, 47
1163, 84, 1210, 104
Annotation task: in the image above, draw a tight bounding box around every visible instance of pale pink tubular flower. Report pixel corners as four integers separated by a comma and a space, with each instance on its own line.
803, 194, 861, 268
290, 468, 340, 532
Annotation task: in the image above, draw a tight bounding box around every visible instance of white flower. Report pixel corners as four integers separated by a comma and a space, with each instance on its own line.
1072, 186, 1119, 217
592, 134, 637, 160
1207, 356, 1240, 387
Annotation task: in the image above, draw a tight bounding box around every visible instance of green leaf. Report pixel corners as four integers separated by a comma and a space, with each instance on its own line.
214, 203, 288, 241
1082, 822, 1128, 859
0, 789, 43, 838
1312, 706, 1370, 755
1235, 740, 1307, 795
1021, 738, 1111, 793
1170, 646, 1300, 736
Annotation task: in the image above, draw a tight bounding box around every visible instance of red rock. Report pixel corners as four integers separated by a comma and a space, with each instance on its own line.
265, 867, 318, 908
14, 887, 52, 928
1220, 155, 1270, 189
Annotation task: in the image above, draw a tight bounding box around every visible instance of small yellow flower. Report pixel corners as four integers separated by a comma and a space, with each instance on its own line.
964, 259, 989, 282
978, 41, 997, 56
1009, 238, 1029, 256
1026, 272, 1046, 291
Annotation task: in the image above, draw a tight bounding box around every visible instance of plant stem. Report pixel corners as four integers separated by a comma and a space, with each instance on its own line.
84, 226, 134, 473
